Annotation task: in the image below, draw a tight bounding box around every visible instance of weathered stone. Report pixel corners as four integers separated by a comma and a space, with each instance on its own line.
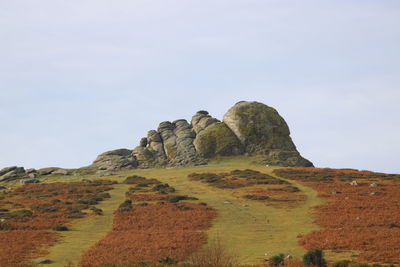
132, 146, 158, 168
92, 149, 138, 170
223, 101, 296, 153
37, 167, 60, 176
191, 110, 219, 134
158, 121, 177, 160
28, 173, 38, 178
90, 101, 312, 169
140, 137, 148, 147
0, 166, 18, 176
147, 130, 166, 162
0, 167, 26, 181
194, 122, 244, 158
32, 258, 52, 264
52, 168, 71, 175
157, 120, 204, 166
21, 179, 40, 184
25, 168, 37, 174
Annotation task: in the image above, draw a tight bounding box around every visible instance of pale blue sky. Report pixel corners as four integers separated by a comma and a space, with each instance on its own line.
1, 1, 399, 173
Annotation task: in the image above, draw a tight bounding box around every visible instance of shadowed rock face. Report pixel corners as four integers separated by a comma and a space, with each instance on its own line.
90, 101, 313, 170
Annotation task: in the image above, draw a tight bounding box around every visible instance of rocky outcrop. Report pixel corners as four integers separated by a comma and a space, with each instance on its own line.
223, 101, 296, 153
0, 166, 26, 182
89, 101, 313, 170
92, 149, 138, 170
1, 101, 312, 181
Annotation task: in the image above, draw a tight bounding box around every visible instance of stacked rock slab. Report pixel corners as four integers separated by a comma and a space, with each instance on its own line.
90, 101, 313, 170
159, 120, 204, 166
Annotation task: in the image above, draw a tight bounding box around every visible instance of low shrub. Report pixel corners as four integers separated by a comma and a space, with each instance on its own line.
90, 207, 103, 215
52, 225, 69, 231
303, 249, 326, 267
332, 260, 351, 267
0, 221, 12, 230
185, 237, 238, 267
269, 253, 285, 267
118, 200, 133, 212
158, 256, 176, 264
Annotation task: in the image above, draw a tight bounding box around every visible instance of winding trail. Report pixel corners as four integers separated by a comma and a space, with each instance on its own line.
132, 164, 323, 264
44, 184, 130, 267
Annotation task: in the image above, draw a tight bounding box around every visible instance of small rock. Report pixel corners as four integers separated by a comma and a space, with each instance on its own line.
350, 180, 358, 186
21, 179, 40, 184
370, 183, 378, 187
37, 167, 60, 176
28, 173, 38, 178
52, 168, 71, 175
32, 258, 52, 264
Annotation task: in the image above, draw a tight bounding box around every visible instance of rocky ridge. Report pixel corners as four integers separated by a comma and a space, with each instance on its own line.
0, 101, 313, 182
90, 101, 313, 171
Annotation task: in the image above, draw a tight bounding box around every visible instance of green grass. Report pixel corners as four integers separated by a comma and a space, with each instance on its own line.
44, 183, 131, 267
114, 156, 323, 264
19, 156, 345, 265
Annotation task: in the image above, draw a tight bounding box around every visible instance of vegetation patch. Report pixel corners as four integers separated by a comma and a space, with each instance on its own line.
80, 199, 216, 266
188, 169, 288, 189
0, 180, 115, 266
242, 186, 306, 207
124, 176, 195, 204
274, 168, 400, 263
273, 168, 400, 182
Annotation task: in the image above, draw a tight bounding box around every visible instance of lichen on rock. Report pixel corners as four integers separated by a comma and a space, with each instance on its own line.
88, 101, 313, 171
194, 122, 243, 158
223, 101, 296, 153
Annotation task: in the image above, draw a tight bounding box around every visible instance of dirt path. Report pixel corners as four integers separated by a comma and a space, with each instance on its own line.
44, 183, 130, 267
132, 165, 323, 265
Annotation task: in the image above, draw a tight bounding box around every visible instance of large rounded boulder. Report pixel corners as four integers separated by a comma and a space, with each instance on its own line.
223, 101, 297, 153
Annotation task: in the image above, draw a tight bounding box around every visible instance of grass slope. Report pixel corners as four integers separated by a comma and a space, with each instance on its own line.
25, 156, 326, 265
44, 183, 131, 267
119, 156, 323, 264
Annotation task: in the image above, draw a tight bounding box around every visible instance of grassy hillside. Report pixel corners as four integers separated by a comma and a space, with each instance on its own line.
2, 156, 398, 266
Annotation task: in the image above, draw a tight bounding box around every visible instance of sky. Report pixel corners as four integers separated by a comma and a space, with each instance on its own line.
1, 0, 399, 173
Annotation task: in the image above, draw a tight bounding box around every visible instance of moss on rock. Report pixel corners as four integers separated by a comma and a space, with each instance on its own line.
194, 122, 243, 158
223, 101, 296, 153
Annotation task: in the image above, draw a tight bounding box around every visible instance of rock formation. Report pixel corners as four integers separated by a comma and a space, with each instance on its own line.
223, 101, 296, 152
92, 149, 138, 170
90, 101, 313, 170
0, 101, 313, 182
